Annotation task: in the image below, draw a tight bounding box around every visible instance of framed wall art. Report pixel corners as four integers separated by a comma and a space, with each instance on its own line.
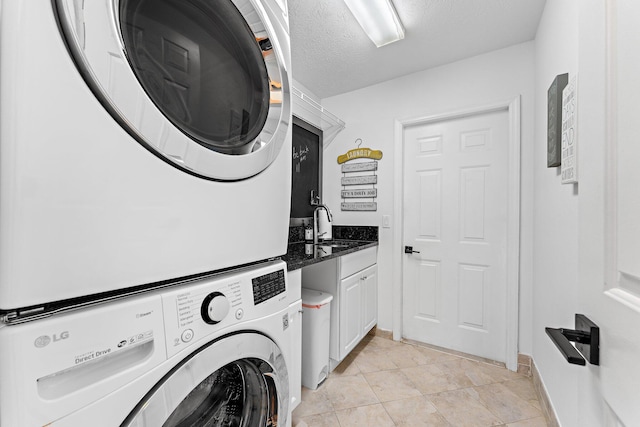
547, 73, 569, 167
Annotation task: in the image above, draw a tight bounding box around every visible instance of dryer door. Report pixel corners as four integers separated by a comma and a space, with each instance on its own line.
55, 0, 290, 181
122, 333, 289, 427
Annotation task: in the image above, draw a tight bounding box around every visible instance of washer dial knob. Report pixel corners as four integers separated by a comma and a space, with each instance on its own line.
201, 292, 230, 324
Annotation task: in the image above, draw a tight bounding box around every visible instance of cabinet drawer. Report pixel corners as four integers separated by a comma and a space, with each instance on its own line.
340, 247, 377, 279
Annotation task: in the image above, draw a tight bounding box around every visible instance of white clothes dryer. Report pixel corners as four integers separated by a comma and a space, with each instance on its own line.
0, 0, 292, 317
0, 260, 301, 427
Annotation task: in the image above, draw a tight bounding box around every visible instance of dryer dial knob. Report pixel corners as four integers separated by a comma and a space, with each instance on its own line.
201, 292, 230, 324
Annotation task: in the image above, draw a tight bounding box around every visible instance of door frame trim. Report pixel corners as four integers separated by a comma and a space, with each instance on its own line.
392, 97, 522, 371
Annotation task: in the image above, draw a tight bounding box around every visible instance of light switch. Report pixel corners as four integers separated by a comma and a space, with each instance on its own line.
382, 215, 391, 228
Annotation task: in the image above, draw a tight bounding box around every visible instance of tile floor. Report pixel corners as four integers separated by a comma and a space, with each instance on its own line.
292, 335, 548, 427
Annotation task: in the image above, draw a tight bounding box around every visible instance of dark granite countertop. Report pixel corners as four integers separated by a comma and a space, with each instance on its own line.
283, 225, 379, 271
283, 239, 378, 271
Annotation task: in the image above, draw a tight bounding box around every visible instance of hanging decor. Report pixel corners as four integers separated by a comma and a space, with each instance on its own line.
561, 75, 578, 184
338, 139, 383, 211
547, 73, 568, 168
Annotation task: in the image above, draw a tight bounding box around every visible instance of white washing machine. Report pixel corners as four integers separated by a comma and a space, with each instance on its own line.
0, 260, 301, 427
0, 0, 292, 316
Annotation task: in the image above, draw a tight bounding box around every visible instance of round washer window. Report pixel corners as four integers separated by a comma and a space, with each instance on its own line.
163, 358, 277, 426
121, 333, 289, 427
119, 0, 270, 154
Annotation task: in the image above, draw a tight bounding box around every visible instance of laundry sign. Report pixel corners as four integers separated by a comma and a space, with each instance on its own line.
338, 139, 382, 212
337, 148, 383, 164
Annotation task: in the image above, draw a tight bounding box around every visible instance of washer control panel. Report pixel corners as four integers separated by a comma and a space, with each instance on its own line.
161, 260, 288, 357
252, 269, 286, 305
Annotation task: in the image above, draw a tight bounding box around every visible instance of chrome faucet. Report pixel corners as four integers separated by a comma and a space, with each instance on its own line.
313, 204, 333, 244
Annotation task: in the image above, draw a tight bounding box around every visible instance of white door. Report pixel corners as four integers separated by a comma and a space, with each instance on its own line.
402, 109, 510, 363
582, 2, 640, 424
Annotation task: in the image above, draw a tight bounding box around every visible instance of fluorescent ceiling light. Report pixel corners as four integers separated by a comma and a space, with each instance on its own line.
343, 0, 405, 47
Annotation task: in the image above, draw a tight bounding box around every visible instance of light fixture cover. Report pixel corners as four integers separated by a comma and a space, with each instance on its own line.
343, 0, 405, 47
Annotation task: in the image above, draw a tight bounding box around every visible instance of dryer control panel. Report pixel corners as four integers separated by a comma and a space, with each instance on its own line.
161, 260, 289, 358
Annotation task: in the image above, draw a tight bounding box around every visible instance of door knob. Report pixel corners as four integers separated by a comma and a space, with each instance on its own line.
404, 246, 420, 254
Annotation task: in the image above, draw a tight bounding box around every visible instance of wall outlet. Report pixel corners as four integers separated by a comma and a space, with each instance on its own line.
382, 215, 391, 228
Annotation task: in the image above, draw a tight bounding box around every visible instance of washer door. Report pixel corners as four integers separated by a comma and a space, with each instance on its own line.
122, 333, 289, 426
55, 0, 290, 180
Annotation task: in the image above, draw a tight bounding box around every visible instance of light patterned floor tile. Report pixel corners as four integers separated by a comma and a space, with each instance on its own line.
437, 358, 523, 387
381, 343, 434, 368
502, 378, 543, 411
330, 353, 361, 377
359, 335, 398, 350
292, 386, 334, 418
292, 411, 340, 427
335, 403, 395, 427
363, 369, 422, 402
295, 335, 545, 427
507, 417, 549, 427
323, 374, 379, 410
429, 388, 503, 427
412, 344, 461, 364
472, 360, 525, 384
353, 347, 399, 373
402, 362, 474, 395
469, 383, 543, 424
383, 396, 452, 426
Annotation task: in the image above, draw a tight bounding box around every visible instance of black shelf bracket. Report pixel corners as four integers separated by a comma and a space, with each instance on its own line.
545, 314, 599, 366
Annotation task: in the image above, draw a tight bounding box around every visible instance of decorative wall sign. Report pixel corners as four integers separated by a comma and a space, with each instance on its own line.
342, 189, 378, 198
547, 73, 569, 167
341, 161, 378, 172
341, 202, 377, 211
561, 75, 578, 184
337, 148, 383, 164
341, 175, 378, 185
338, 139, 382, 212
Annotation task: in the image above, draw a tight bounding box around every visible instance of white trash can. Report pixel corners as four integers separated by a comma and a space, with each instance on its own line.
301, 288, 333, 390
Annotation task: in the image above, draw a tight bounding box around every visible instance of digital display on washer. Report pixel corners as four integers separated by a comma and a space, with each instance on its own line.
252, 269, 286, 305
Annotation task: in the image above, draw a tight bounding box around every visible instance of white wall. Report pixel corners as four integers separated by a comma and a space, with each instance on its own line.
531, 1, 581, 424
576, 2, 607, 425
321, 42, 536, 355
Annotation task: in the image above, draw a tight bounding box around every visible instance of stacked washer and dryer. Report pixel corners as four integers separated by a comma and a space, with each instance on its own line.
0, 0, 299, 425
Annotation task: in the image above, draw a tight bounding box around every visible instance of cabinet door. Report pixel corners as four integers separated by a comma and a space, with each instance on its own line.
361, 265, 377, 334
288, 302, 302, 410
339, 273, 362, 359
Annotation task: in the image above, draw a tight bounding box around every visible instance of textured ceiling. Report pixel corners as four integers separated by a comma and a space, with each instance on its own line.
288, 0, 547, 99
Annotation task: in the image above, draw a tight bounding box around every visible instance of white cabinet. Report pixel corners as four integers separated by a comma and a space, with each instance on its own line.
286, 269, 302, 411
301, 246, 377, 371
360, 265, 378, 334
340, 271, 363, 357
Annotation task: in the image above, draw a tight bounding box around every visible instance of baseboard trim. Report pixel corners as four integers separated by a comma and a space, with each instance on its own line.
368, 326, 393, 340
517, 353, 532, 376
532, 359, 561, 427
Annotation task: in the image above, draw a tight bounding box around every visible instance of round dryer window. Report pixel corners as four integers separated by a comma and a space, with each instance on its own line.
55, 0, 291, 180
